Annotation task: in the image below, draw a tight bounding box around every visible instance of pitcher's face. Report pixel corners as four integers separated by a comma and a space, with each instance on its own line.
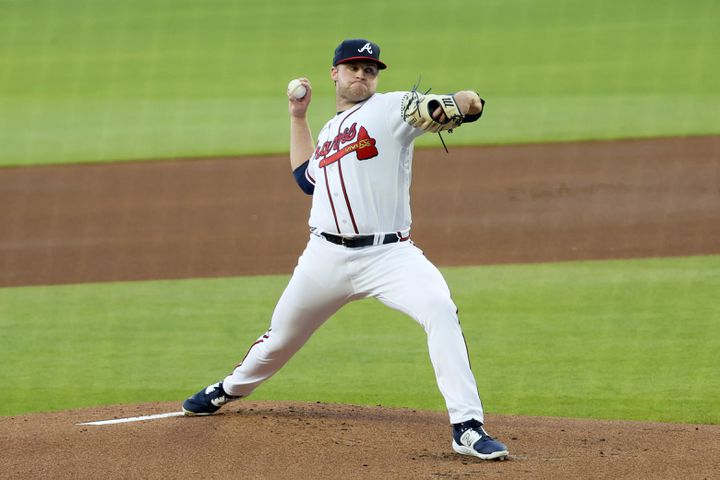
332, 61, 379, 104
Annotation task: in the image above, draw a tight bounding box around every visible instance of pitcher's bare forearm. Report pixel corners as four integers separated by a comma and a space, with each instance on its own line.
290, 116, 315, 171
287, 77, 314, 171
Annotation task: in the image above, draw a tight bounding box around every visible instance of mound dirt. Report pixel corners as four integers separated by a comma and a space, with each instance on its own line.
1, 401, 718, 479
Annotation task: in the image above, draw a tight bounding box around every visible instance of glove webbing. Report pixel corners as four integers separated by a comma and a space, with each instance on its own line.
406, 78, 453, 154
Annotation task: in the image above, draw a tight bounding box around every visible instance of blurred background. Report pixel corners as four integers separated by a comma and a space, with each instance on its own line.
1, 0, 717, 167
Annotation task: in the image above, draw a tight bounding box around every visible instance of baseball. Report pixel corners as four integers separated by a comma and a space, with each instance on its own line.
287, 79, 307, 99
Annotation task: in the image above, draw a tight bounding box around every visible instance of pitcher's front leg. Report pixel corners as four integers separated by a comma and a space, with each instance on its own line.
223, 269, 348, 397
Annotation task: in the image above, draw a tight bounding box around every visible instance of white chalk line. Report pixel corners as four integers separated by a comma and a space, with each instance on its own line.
77, 411, 185, 426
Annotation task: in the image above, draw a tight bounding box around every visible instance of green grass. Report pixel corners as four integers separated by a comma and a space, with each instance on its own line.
0, 0, 718, 166
1, 255, 718, 424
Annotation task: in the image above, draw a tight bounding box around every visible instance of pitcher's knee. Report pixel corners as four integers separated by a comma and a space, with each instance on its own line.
244, 329, 308, 362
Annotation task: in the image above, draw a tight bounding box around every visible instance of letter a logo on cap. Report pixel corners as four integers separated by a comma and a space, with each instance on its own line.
358, 42, 373, 54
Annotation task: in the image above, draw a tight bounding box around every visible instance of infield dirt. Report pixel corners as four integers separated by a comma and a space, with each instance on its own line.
0, 136, 719, 478
2, 401, 719, 479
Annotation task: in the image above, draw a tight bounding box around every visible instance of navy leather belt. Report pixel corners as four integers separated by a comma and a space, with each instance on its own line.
320, 232, 409, 248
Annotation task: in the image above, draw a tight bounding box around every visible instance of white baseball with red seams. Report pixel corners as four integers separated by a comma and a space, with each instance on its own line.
222, 90, 486, 425
287, 78, 307, 99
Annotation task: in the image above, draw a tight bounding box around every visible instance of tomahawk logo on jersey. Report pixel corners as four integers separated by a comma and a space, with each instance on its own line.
316, 124, 378, 167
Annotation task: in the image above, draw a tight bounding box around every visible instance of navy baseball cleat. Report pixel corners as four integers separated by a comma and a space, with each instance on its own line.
182, 381, 240, 416
452, 419, 509, 460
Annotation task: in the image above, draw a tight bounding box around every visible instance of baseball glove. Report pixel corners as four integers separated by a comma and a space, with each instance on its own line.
401, 90, 464, 133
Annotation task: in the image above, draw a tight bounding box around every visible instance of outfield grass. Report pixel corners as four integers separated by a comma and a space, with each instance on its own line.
0, 0, 718, 166
1, 255, 718, 424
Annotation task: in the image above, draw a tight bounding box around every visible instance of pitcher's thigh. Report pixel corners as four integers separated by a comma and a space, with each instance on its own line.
268, 268, 350, 348
373, 244, 457, 328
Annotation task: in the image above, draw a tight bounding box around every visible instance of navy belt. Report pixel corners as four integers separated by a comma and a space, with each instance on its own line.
320, 232, 409, 248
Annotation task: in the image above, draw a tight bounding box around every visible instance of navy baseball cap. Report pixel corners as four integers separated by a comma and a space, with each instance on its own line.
333, 39, 387, 70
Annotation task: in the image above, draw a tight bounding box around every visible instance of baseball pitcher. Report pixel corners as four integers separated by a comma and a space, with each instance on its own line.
182, 38, 509, 461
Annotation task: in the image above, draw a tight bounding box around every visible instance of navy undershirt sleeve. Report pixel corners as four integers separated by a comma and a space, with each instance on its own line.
292, 160, 315, 195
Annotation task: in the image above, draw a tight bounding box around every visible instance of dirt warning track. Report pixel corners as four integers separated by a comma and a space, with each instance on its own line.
0, 136, 718, 287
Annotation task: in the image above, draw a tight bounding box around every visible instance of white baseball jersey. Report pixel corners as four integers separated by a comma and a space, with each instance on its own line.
304, 92, 423, 236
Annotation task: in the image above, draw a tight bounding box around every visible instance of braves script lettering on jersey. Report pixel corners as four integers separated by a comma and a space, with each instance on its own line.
183, 38, 509, 461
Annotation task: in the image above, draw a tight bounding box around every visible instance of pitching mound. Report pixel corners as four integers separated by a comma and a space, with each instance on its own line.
1, 401, 718, 479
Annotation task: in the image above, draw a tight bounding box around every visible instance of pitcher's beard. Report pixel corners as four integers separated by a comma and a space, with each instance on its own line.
345, 83, 372, 102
